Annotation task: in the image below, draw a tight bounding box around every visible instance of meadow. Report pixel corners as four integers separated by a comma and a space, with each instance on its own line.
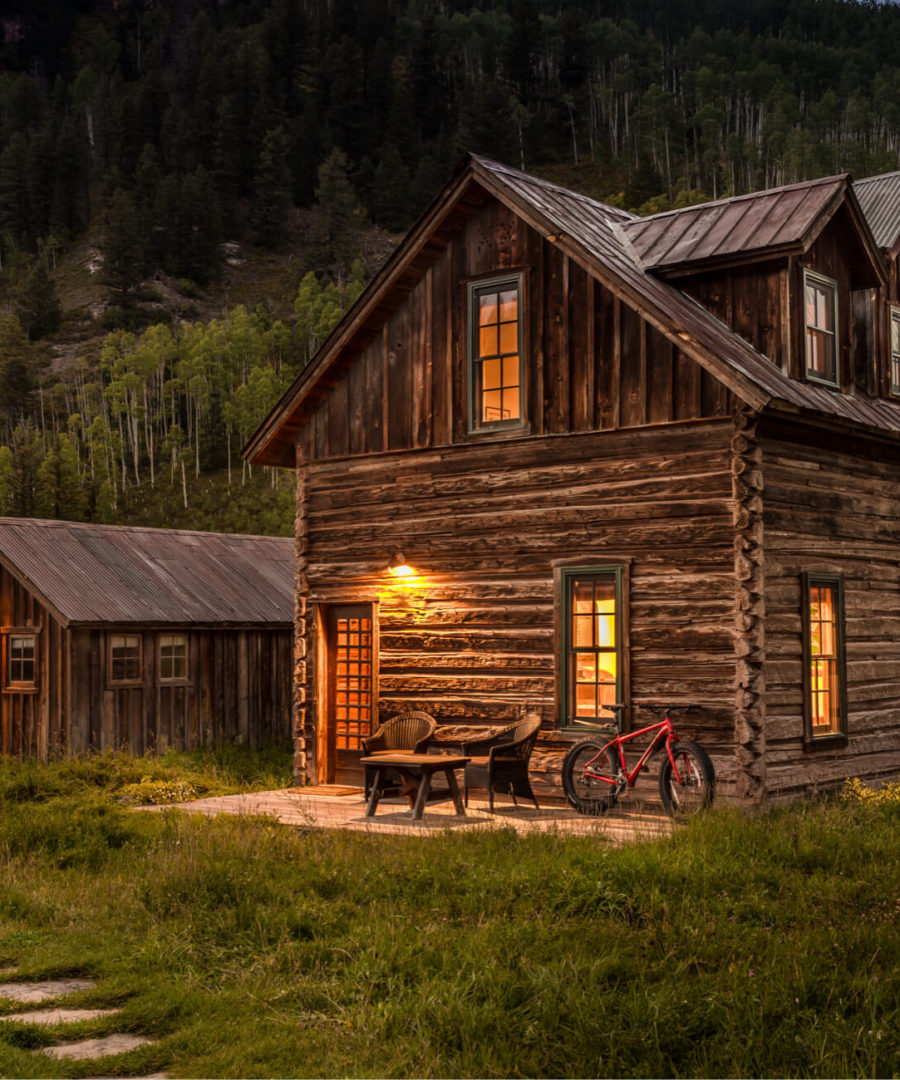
0, 749, 897, 1078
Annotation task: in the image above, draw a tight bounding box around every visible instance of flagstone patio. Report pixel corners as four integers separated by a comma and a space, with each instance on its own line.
143, 786, 674, 842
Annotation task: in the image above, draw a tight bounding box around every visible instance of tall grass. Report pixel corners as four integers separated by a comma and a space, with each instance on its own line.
0, 753, 898, 1077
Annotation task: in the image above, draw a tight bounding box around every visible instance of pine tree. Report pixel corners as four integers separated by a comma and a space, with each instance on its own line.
250, 126, 294, 248
13, 257, 61, 340
101, 187, 144, 296
307, 148, 364, 284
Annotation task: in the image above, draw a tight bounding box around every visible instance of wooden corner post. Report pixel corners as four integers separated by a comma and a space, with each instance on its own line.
293, 443, 313, 784
732, 407, 766, 802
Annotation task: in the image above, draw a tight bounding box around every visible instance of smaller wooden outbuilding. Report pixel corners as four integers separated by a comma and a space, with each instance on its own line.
0, 518, 294, 759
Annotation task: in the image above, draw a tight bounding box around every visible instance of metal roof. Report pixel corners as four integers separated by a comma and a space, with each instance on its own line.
0, 518, 294, 627
854, 171, 900, 250
622, 175, 849, 272
244, 154, 900, 466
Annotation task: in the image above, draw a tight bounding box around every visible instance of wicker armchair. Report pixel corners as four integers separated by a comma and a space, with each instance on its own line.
362, 711, 437, 797
462, 716, 542, 811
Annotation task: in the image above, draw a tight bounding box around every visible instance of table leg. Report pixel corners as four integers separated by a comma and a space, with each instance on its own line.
410, 770, 432, 819
365, 769, 384, 817
446, 769, 465, 816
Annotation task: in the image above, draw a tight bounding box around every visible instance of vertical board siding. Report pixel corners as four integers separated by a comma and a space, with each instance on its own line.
0, 582, 292, 761
302, 196, 729, 462
304, 421, 738, 798
761, 417, 900, 797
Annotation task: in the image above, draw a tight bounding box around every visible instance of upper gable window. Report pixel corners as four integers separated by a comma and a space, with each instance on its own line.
468, 275, 524, 431
804, 270, 839, 387
890, 307, 900, 395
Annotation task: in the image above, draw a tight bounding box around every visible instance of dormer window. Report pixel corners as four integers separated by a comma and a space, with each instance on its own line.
468, 274, 524, 431
890, 307, 900, 395
804, 270, 838, 387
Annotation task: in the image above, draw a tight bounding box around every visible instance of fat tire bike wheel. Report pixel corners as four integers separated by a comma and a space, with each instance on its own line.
562, 738, 621, 815
658, 740, 715, 821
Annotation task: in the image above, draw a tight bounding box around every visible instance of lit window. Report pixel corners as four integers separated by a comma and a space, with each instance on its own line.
804, 271, 838, 386
110, 634, 142, 684
469, 275, 523, 429
562, 568, 625, 728
159, 634, 188, 681
803, 573, 846, 742
891, 307, 900, 394
5, 633, 37, 689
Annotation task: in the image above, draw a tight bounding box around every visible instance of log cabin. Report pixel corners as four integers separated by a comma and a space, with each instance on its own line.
0, 518, 294, 758
245, 153, 900, 803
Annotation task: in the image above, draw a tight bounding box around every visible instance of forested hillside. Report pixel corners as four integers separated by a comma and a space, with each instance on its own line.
3, 0, 900, 533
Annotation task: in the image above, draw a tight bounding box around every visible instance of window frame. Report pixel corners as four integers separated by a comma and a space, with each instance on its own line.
803, 269, 840, 389
890, 305, 900, 396
558, 564, 628, 733
2, 628, 38, 693
467, 272, 526, 434
108, 633, 143, 687
158, 632, 190, 685
801, 572, 848, 748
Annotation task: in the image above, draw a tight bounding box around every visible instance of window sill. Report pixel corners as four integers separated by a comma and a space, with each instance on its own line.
158, 679, 191, 687
464, 422, 532, 441
3, 685, 38, 694
108, 680, 144, 689
803, 733, 848, 751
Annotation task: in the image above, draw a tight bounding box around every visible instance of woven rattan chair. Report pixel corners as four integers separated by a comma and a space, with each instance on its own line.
362, 710, 437, 797
462, 715, 542, 811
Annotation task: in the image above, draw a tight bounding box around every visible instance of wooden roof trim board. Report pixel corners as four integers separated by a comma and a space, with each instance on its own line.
242, 163, 487, 466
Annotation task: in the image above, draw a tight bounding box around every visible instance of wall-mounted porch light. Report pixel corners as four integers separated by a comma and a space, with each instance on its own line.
388, 550, 415, 578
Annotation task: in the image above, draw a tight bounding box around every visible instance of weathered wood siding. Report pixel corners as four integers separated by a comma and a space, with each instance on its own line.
0, 565, 67, 758
761, 416, 900, 797
298, 196, 736, 461
66, 628, 292, 755
301, 421, 741, 798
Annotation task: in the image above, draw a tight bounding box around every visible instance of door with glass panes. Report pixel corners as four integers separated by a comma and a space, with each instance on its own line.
325, 604, 376, 784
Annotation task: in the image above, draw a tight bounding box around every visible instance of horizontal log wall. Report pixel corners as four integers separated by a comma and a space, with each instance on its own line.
303, 420, 740, 799
300, 196, 735, 462
761, 416, 900, 797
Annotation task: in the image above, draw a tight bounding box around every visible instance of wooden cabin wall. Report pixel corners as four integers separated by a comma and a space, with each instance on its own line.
299, 197, 736, 462
680, 262, 786, 371
301, 419, 741, 799
66, 627, 292, 755
0, 565, 68, 758
760, 416, 900, 797
0, 623, 292, 761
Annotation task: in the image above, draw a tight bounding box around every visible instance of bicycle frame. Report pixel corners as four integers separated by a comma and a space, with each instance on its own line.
584, 715, 687, 789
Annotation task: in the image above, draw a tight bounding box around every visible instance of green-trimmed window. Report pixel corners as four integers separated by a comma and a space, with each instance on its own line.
468, 275, 523, 430
109, 634, 142, 685
803, 573, 847, 743
561, 567, 625, 729
804, 270, 839, 387
890, 306, 900, 394
159, 633, 188, 681
4, 633, 37, 690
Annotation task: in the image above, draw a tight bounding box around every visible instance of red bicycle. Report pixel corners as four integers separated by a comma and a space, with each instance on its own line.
561, 704, 715, 821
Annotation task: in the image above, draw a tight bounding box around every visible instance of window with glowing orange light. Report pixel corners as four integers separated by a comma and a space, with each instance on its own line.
468, 274, 524, 430
803, 573, 846, 743
562, 567, 625, 729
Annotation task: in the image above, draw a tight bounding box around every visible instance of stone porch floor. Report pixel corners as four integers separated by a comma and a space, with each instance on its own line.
145, 786, 674, 843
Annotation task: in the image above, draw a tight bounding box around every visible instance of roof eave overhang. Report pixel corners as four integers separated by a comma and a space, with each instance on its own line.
798, 182, 888, 288
763, 397, 900, 445
0, 552, 73, 628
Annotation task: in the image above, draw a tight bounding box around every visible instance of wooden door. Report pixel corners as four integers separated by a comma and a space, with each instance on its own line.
325, 604, 376, 784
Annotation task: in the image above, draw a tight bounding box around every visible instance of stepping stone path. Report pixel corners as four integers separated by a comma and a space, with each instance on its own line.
0, 974, 163, 1074
0, 1008, 118, 1025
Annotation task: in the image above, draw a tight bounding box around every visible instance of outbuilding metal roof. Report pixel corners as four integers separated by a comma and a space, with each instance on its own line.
854, 171, 900, 251
0, 518, 294, 627
622, 175, 849, 273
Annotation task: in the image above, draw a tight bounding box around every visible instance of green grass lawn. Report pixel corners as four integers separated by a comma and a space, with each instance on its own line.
0, 750, 897, 1078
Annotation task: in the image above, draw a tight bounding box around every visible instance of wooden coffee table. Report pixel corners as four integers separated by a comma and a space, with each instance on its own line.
360, 754, 470, 820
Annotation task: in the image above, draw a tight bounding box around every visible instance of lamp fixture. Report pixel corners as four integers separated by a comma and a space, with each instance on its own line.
388, 550, 415, 578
